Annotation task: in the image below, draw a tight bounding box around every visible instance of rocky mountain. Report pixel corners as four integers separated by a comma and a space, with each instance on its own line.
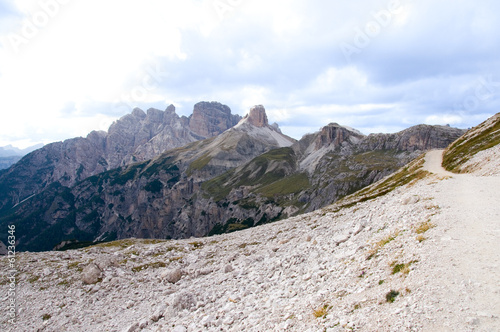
0, 104, 464, 252
1, 112, 498, 331
0, 105, 294, 251
200, 122, 465, 222
0, 102, 241, 212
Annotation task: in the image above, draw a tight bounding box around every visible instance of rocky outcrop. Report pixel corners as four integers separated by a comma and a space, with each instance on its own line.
361, 124, 465, 152
189, 102, 241, 137
0, 102, 241, 212
314, 123, 363, 149
243, 105, 268, 127
0, 105, 293, 251
0, 105, 466, 251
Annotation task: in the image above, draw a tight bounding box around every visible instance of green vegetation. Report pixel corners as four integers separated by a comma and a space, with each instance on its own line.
331, 155, 429, 213
144, 179, 163, 193
94, 238, 166, 249
391, 260, 417, 275
443, 113, 500, 171
208, 217, 255, 235
131, 261, 167, 272
386, 290, 400, 303
367, 230, 400, 260
189, 241, 204, 249
257, 173, 309, 197
42, 314, 51, 321
187, 153, 213, 174
202, 147, 302, 201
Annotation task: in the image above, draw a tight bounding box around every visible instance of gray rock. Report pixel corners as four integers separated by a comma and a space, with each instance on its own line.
161, 268, 183, 284
171, 292, 196, 311
81, 263, 102, 284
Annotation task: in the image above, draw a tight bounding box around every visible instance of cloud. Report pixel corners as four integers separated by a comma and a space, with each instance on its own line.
0, 0, 499, 147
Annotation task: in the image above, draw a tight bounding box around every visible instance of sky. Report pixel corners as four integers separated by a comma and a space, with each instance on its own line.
0, 0, 499, 148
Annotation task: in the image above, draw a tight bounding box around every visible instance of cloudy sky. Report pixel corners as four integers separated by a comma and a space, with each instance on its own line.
0, 0, 499, 148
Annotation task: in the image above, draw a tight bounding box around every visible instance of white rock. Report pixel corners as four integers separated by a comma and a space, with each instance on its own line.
161, 268, 182, 284
81, 263, 102, 284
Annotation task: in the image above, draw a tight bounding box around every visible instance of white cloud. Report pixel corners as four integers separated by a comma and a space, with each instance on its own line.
0, 0, 499, 148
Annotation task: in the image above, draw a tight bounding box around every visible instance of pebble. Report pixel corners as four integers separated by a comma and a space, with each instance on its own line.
2, 160, 499, 331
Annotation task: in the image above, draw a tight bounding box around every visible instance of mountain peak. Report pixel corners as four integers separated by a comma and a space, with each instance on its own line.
244, 105, 268, 127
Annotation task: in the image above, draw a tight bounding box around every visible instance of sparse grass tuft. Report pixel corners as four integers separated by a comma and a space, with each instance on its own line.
313, 304, 330, 318
367, 230, 399, 260
67, 262, 80, 269
386, 290, 400, 303
416, 235, 426, 242
131, 261, 167, 272
42, 314, 51, 321
189, 241, 204, 249
415, 220, 435, 234
28, 275, 40, 283
390, 260, 418, 275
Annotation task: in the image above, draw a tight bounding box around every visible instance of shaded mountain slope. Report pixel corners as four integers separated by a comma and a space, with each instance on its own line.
0, 102, 241, 212
0, 106, 294, 251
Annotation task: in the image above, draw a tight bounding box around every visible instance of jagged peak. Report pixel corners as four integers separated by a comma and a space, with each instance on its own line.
165, 104, 176, 113
131, 108, 146, 118
242, 105, 268, 127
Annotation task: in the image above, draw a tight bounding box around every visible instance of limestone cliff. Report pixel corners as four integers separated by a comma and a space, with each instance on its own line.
0, 105, 465, 251
0, 102, 241, 211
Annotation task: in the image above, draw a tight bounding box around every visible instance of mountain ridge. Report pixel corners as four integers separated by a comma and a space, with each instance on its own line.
0, 102, 242, 212
0, 105, 465, 251
1, 112, 498, 331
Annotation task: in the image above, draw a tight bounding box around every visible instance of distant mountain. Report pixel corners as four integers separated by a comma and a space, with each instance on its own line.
0, 143, 44, 157
0, 143, 44, 170
0, 102, 241, 211
0, 104, 465, 252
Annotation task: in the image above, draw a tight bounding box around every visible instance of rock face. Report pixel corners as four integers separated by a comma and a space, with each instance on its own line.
0, 104, 465, 252
189, 102, 241, 137
315, 123, 362, 149
244, 105, 268, 127
0, 105, 296, 251
0, 102, 241, 212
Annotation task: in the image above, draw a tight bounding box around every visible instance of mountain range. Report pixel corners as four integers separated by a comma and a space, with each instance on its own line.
0, 102, 465, 251
2, 112, 498, 331
0, 143, 44, 170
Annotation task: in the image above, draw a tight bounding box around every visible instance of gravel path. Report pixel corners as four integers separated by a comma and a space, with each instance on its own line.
421, 149, 500, 331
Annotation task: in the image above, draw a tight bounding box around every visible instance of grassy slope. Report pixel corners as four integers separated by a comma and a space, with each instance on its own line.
443, 112, 500, 172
